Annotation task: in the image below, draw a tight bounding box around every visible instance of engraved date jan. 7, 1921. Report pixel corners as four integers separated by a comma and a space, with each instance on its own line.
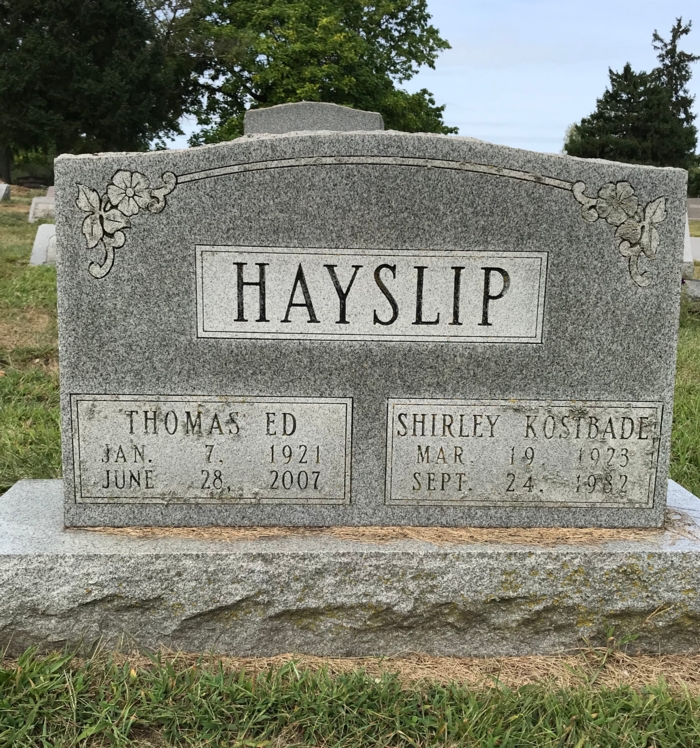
70, 395, 351, 505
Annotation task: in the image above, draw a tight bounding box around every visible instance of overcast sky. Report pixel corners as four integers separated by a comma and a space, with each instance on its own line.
167, 0, 700, 154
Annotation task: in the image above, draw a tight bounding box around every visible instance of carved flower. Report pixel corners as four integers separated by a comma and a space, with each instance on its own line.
76, 185, 130, 249
595, 182, 639, 227
106, 171, 152, 217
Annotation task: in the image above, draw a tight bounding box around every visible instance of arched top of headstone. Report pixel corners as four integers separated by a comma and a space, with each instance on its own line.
244, 102, 384, 135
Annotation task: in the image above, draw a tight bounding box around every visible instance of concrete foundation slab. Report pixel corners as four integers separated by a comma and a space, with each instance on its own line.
1, 478, 700, 657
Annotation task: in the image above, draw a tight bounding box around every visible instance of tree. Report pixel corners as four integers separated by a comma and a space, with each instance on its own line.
564, 64, 695, 168
186, 0, 456, 144
653, 18, 699, 126
564, 18, 698, 169
0, 0, 198, 183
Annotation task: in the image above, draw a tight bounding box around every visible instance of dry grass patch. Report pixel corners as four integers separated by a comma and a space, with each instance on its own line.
201, 651, 700, 692
0, 306, 56, 349
83, 507, 699, 546
77, 648, 700, 694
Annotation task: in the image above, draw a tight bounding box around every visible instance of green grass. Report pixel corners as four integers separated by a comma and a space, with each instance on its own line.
672, 297, 700, 494
1, 649, 700, 748
0, 188, 61, 493
690, 220, 700, 238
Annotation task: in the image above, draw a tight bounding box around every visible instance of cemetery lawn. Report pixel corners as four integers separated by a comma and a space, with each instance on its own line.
0, 187, 60, 494
2, 648, 700, 747
3, 200, 700, 746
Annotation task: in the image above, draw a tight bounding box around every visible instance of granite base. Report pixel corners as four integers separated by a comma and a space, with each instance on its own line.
2, 479, 700, 657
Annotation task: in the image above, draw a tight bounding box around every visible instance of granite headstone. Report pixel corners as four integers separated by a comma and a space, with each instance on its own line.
0, 183, 9, 202
244, 101, 384, 134
54, 102, 686, 528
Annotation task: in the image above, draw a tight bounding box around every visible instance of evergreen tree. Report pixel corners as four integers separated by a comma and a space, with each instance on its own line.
653, 18, 699, 127
564, 19, 698, 169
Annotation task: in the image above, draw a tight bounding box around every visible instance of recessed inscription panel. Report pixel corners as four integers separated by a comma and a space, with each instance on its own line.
386, 399, 662, 508
71, 395, 351, 504
197, 247, 547, 342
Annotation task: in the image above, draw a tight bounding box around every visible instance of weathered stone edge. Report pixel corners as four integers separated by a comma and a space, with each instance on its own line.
1, 479, 700, 657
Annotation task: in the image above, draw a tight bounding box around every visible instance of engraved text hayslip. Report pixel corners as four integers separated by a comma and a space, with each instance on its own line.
386, 400, 663, 508
196, 247, 548, 343
70, 395, 352, 504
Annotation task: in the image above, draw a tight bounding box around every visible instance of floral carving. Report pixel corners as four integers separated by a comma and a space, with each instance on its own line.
74, 158, 667, 288
76, 170, 177, 278
572, 180, 666, 288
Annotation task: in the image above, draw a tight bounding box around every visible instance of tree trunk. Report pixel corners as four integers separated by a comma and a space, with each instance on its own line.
0, 142, 11, 185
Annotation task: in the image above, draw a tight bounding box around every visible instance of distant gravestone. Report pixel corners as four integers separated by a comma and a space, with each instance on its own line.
685, 279, 700, 300
244, 102, 384, 134
692, 236, 700, 263
46, 186, 55, 198
688, 198, 700, 222
54, 102, 686, 529
30, 224, 57, 266
28, 197, 55, 223
683, 216, 694, 279
0, 184, 9, 202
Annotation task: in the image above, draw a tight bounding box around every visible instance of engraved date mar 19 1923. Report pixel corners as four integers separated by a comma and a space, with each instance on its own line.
386, 399, 662, 507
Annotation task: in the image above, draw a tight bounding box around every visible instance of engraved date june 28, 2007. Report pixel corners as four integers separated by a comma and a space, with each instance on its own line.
70, 395, 351, 505
386, 399, 662, 508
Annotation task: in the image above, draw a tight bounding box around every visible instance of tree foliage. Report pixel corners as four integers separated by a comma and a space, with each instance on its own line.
564, 18, 698, 170
0, 0, 198, 182
186, 0, 456, 143
0, 0, 455, 182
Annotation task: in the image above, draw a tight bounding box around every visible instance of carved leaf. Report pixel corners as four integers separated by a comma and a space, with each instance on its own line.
641, 226, 660, 259
76, 184, 100, 214
101, 208, 131, 235
82, 213, 103, 249
644, 197, 666, 226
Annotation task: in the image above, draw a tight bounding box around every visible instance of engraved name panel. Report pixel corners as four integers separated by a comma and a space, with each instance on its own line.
196, 247, 547, 343
386, 399, 662, 507
70, 395, 352, 504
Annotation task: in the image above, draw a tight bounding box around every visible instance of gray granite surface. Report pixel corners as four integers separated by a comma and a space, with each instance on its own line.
0, 183, 9, 202
30, 223, 57, 265
1, 478, 700, 656
54, 121, 687, 527
244, 102, 383, 134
